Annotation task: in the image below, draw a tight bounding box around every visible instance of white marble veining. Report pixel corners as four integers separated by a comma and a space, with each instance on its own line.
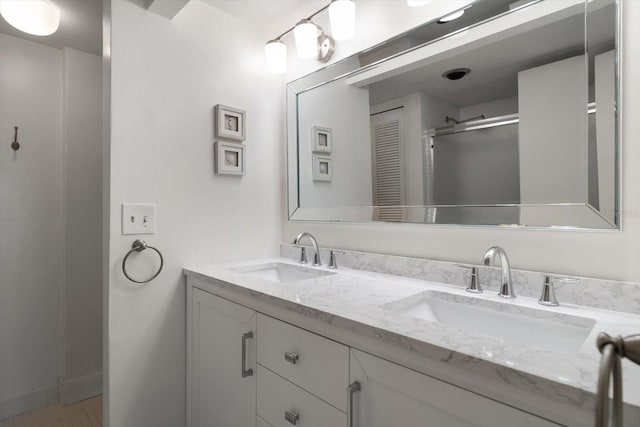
185, 249, 640, 422
281, 244, 640, 314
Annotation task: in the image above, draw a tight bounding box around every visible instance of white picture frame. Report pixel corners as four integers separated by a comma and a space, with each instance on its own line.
312, 126, 332, 153
312, 154, 332, 181
215, 104, 246, 141
215, 141, 245, 176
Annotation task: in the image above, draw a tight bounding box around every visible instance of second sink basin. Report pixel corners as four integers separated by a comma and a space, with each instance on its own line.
232, 262, 335, 284
383, 290, 596, 353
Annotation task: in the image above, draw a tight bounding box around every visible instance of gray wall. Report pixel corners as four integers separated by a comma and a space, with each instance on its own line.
63, 47, 103, 396
518, 55, 587, 204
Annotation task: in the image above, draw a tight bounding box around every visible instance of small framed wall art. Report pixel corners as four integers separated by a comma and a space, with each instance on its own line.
312, 125, 332, 153
215, 104, 246, 141
312, 154, 332, 181
215, 141, 245, 176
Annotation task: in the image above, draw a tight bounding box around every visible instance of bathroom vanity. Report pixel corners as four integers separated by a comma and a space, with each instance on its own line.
184, 246, 640, 427
184, 1, 629, 425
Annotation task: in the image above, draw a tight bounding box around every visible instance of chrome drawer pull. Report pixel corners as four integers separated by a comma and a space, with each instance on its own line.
241, 332, 254, 378
348, 381, 361, 427
284, 352, 299, 365
285, 410, 299, 425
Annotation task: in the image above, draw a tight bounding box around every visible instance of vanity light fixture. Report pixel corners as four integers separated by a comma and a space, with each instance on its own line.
328, 0, 356, 41
264, 39, 287, 75
0, 0, 60, 36
264, 0, 356, 75
294, 19, 320, 59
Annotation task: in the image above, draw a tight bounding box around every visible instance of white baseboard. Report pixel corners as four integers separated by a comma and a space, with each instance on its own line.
0, 385, 59, 421
60, 371, 102, 405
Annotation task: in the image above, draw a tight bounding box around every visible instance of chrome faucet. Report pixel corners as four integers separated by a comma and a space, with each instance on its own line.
293, 232, 322, 266
482, 246, 514, 298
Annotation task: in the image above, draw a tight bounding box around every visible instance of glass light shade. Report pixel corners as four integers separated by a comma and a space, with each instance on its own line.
328, 0, 355, 41
438, 9, 465, 23
264, 39, 287, 75
407, 0, 431, 6
0, 0, 60, 36
293, 19, 318, 59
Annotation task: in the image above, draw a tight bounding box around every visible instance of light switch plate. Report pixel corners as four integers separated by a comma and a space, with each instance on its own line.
122, 203, 157, 235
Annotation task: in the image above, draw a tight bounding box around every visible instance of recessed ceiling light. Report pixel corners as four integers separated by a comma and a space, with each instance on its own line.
437, 9, 466, 24
442, 68, 471, 81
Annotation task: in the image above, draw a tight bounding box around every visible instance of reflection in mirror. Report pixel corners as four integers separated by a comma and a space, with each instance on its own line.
288, 0, 619, 229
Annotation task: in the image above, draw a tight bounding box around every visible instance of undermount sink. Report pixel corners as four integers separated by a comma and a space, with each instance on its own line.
232, 262, 335, 284
383, 290, 596, 353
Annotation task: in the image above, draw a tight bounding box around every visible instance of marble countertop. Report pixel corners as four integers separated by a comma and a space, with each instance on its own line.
184, 257, 640, 412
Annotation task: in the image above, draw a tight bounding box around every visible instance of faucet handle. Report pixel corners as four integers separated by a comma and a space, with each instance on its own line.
539, 275, 580, 307
328, 250, 345, 269
456, 265, 482, 293
293, 245, 308, 264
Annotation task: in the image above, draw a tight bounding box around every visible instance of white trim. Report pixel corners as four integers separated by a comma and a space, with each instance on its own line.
0, 385, 59, 421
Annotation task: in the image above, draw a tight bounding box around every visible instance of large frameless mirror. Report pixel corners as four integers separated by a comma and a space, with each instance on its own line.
287, 0, 619, 229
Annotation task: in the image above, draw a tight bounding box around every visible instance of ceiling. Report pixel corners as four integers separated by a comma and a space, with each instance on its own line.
0, 0, 102, 56
201, 0, 327, 38
370, 1, 615, 108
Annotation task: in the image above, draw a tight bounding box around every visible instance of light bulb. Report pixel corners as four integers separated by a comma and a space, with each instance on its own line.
407, 0, 432, 6
329, 0, 355, 41
438, 9, 465, 23
293, 19, 319, 59
264, 39, 287, 75
0, 0, 60, 36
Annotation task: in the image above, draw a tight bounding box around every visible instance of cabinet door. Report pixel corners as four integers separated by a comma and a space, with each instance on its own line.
350, 349, 559, 427
189, 288, 257, 427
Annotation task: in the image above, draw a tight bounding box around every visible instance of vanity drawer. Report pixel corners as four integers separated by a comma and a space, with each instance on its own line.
257, 314, 349, 411
257, 365, 347, 427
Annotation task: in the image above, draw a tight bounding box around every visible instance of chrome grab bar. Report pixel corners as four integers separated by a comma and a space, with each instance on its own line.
595, 333, 640, 427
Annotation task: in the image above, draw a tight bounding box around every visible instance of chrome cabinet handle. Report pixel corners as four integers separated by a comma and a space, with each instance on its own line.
241, 332, 254, 378
348, 381, 361, 427
284, 410, 299, 425
285, 352, 299, 364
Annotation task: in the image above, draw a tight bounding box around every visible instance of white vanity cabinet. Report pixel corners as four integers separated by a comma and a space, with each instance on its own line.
256, 314, 349, 426
349, 349, 560, 427
187, 283, 563, 427
188, 288, 257, 427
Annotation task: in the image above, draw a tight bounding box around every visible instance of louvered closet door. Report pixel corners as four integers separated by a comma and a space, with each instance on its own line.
371, 108, 405, 222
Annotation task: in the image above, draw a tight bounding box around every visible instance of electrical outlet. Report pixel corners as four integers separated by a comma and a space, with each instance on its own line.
122, 203, 157, 235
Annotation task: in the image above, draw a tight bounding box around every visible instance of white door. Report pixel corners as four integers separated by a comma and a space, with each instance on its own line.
189, 288, 257, 427
349, 349, 559, 427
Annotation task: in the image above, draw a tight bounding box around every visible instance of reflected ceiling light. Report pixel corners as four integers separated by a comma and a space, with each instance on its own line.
264, 39, 287, 75
407, 0, 432, 6
0, 0, 60, 36
293, 19, 319, 59
437, 8, 466, 23
442, 68, 471, 81
329, 0, 355, 40
265, 1, 354, 74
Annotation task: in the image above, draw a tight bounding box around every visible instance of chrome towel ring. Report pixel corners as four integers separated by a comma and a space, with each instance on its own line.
122, 239, 164, 284
595, 332, 640, 427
